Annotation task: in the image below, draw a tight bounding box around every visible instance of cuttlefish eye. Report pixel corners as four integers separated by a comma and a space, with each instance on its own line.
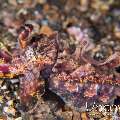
24, 24, 33, 32
18, 24, 33, 41
18, 24, 33, 49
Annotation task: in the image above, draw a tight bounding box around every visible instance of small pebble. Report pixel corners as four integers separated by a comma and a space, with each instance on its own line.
10, 79, 19, 84
6, 100, 13, 106
3, 106, 16, 116
15, 117, 22, 120
1, 85, 7, 90
114, 22, 120, 39
80, 0, 89, 12
40, 25, 53, 36
0, 96, 3, 103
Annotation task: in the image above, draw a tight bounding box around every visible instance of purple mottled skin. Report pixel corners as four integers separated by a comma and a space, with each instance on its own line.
0, 24, 120, 111
49, 26, 120, 111
0, 24, 58, 104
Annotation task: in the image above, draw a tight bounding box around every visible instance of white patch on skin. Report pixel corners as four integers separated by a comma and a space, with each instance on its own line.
25, 47, 36, 61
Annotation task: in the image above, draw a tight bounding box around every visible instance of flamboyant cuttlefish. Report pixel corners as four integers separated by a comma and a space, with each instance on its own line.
0, 24, 120, 112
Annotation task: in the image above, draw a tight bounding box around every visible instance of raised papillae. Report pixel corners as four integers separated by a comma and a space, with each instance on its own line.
0, 24, 120, 111
15, 24, 58, 104
0, 24, 58, 105
49, 26, 120, 111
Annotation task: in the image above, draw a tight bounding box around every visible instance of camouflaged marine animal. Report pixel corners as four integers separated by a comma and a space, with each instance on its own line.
0, 24, 120, 112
